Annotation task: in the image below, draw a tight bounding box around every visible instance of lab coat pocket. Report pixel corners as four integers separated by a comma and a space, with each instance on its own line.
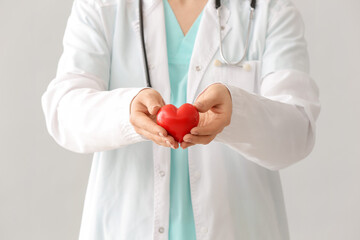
215, 60, 260, 93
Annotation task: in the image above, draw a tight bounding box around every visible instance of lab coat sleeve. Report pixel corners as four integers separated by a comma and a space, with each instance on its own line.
41, 0, 147, 154
214, 0, 321, 170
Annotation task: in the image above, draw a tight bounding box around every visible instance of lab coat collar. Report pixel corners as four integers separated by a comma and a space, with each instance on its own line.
130, 0, 231, 103
130, 0, 231, 15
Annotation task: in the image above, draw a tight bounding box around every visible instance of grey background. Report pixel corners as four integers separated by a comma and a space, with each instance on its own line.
0, 0, 359, 239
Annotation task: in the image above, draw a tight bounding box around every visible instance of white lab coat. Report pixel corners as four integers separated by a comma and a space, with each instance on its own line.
41, 0, 321, 239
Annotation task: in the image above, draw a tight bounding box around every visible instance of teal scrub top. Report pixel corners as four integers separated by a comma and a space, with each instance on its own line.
163, 1, 204, 239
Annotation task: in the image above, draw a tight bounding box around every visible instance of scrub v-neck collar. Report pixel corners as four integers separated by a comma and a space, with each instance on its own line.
163, 0, 204, 63
163, 0, 204, 39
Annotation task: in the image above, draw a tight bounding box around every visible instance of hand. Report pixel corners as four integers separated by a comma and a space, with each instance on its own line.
181, 83, 232, 149
130, 89, 179, 149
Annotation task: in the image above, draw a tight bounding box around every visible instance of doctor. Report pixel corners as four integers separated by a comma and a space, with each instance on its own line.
41, 0, 321, 239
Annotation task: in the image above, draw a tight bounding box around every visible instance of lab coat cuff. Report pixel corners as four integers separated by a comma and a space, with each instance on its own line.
115, 87, 150, 144
214, 84, 247, 143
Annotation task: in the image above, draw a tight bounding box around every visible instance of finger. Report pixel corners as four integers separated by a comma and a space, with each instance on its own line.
183, 134, 216, 145
131, 111, 168, 137
135, 127, 170, 147
164, 135, 179, 149
135, 126, 178, 149
190, 120, 225, 136
136, 125, 179, 149
180, 142, 195, 149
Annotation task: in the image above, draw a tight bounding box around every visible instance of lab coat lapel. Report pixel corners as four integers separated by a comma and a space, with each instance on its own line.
187, 0, 231, 103
131, 0, 171, 103
131, 2, 172, 235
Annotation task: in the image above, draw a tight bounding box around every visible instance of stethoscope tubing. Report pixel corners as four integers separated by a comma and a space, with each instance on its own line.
139, 0, 152, 87
217, 7, 255, 67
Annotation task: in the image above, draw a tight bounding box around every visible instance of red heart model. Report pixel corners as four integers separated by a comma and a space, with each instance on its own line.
156, 103, 199, 143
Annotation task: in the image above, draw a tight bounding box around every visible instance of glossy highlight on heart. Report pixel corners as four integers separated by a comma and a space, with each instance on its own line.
156, 103, 199, 143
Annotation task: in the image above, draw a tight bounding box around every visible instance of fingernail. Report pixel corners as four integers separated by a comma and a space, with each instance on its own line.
192, 131, 199, 136
159, 132, 165, 137
166, 140, 171, 147
185, 138, 192, 143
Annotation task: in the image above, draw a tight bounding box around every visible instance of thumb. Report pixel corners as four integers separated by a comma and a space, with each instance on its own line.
194, 85, 225, 113
144, 95, 165, 115
148, 105, 161, 115
193, 96, 213, 113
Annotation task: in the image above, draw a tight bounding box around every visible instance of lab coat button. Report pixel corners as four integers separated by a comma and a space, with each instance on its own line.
195, 65, 202, 71
201, 227, 209, 233
214, 59, 222, 67
193, 171, 201, 180
159, 171, 165, 177
221, 26, 225, 31
243, 63, 252, 72
158, 227, 165, 233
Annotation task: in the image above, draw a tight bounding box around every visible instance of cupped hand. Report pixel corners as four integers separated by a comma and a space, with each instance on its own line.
130, 88, 179, 149
181, 83, 232, 149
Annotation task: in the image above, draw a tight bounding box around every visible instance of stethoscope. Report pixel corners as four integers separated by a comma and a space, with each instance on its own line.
139, 0, 257, 88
